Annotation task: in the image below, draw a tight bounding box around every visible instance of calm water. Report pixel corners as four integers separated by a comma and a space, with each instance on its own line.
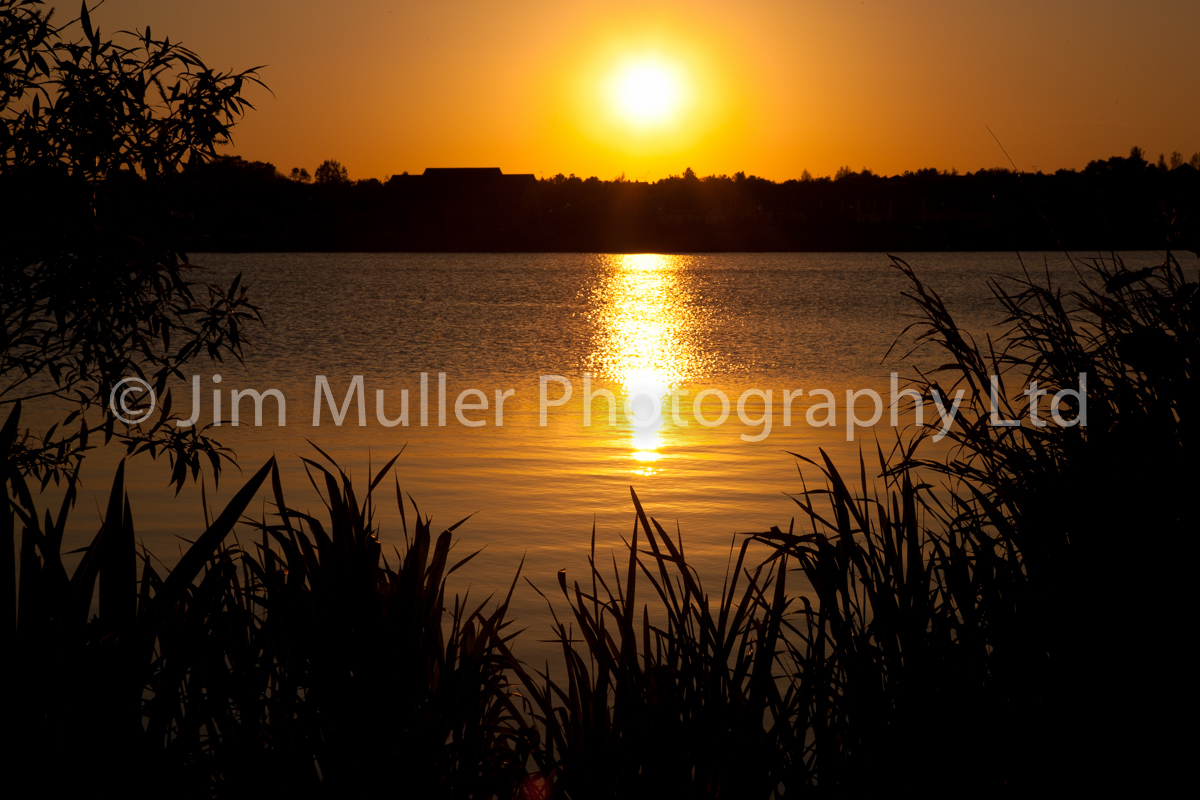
48, 251, 1162, 662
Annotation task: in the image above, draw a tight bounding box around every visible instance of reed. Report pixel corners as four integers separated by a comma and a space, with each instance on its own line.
506, 489, 800, 798
4, 413, 532, 797
5, 250, 1194, 796
747, 250, 1197, 793
520, 249, 1196, 796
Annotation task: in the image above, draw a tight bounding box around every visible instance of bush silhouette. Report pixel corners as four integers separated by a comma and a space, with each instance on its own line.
1, 0, 265, 488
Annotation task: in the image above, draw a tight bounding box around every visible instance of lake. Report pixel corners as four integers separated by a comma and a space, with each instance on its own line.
47, 250, 1158, 663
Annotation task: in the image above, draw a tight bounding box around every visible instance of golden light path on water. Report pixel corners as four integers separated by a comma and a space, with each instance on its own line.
589, 254, 707, 475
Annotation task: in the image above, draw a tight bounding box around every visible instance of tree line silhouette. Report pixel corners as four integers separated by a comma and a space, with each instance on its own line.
161, 149, 1200, 252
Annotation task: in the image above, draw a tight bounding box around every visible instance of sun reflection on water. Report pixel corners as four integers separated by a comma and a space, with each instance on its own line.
589, 254, 709, 472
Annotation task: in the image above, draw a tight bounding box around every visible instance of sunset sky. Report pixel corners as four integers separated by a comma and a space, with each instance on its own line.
71, 0, 1200, 182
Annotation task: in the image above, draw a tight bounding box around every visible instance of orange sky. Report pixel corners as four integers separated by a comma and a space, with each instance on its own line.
66, 0, 1200, 181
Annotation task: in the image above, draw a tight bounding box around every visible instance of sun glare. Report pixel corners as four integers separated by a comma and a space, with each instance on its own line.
609, 57, 687, 128
551, 24, 738, 170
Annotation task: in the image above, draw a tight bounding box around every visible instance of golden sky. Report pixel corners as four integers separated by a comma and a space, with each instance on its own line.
69, 0, 1200, 181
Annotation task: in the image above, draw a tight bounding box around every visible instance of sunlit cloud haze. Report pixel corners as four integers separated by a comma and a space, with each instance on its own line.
63, 0, 1200, 181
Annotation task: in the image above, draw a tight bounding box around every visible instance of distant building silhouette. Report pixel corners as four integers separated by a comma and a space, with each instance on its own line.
387, 168, 541, 241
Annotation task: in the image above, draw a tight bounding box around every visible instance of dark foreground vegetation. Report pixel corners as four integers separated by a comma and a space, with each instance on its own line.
3, 2, 1197, 796
6, 250, 1196, 798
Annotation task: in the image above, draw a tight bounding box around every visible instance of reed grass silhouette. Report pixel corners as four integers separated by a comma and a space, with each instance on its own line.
5, 250, 1195, 797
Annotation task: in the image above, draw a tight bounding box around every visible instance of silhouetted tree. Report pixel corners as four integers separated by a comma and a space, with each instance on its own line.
1, 0, 263, 486
289, 166, 312, 182
315, 158, 349, 184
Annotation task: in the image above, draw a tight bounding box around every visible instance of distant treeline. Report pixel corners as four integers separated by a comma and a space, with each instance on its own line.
82, 148, 1200, 252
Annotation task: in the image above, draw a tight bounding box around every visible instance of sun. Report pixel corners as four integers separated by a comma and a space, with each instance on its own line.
607, 56, 688, 129
553, 31, 734, 163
